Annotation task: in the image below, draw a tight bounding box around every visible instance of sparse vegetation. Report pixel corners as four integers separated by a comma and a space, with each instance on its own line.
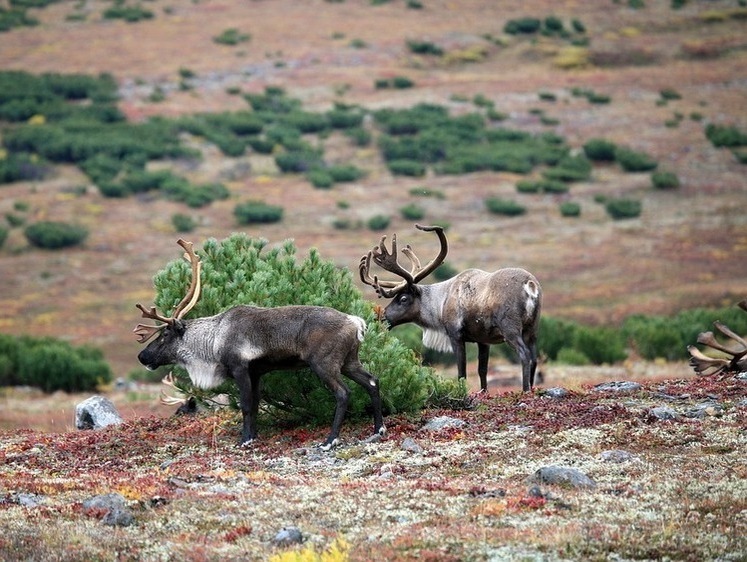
24, 221, 88, 249
234, 201, 284, 224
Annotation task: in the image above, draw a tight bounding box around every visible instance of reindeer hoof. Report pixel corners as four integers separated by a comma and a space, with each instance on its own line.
239, 438, 255, 448
318, 438, 340, 452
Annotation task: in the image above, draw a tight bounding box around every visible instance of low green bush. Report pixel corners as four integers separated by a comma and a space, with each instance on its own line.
0, 334, 111, 392
651, 170, 680, 189
367, 215, 390, 231
24, 221, 88, 249
504, 17, 541, 34
615, 147, 658, 172
400, 203, 425, 220
705, 123, 747, 148
172, 213, 197, 233
234, 201, 283, 224
485, 197, 526, 216
307, 169, 334, 189
559, 201, 581, 217
406, 40, 444, 56
0, 226, 7, 248
387, 159, 426, 177
605, 198, 642, 219
583, 138, 618, 162
213, 28, 251, 46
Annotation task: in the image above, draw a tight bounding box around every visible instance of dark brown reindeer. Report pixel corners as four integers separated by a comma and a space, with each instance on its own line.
134, 239, 385, 449
359, 224, 542, 392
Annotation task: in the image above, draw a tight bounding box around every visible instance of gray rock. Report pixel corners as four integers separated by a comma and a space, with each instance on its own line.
421, 416, 467, 432
82, 493, 133, 527
529, 466, 596, 489
401, 437, 424, 453
593, 381, 642, 393
542, 387, 569, 399
75, 396, 123, 430
272, 526, 303, 546
15, 493, 44, 508
648, 406, 680, 421
600, 449, 639, 463
684, 401, 724, 419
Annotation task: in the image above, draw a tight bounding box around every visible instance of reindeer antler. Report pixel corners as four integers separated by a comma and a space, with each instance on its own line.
359, 224, 448, 298
688, 298, 747, 376
133, 239, 202, 343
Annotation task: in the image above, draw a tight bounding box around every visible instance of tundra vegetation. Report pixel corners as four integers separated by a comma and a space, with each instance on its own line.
0, 0, 746, 558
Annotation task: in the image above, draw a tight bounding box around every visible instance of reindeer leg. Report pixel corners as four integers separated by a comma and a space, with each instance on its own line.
311, 363, 350, 450
234, 366, 259, 446
344, 361, 386, 439
454, 339, 468, 382
477, 343, 490, 393
505, 334, 533, 392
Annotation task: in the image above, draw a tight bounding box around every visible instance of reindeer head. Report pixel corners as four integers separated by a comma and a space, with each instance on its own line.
359, 224, 448, 327
134, 239, 202, 370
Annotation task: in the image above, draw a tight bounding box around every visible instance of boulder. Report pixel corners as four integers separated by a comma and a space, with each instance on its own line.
75, 396, 123, 430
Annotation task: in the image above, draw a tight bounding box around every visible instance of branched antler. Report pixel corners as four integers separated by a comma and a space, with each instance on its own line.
159, 371, 188, 406
359, 224, 448, 298
688, 299, 747, 376
133, 239, 202, 343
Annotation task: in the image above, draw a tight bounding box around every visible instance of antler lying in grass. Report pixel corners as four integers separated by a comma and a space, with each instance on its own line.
688, 299, 747, 376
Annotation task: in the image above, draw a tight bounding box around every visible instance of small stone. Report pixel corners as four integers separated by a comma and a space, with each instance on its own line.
82, 493, 133, 527
600, 449, 639, 463
401, 437, 424, 453
529, 466, 596, 489
542, 387, 569, 399
593, 381, 642, 393
684, 402, 724, 419
272, 526, 303, 547
648, 406, 680, 421
421, 416, 466, 432
75, 396, 123, 430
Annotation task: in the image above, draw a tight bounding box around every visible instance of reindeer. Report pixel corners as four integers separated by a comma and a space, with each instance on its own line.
134, 239, 385, 449
359, 224, 542, 392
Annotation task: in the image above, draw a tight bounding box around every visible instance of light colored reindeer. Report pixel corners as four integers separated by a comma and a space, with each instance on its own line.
359, 224, 542, 392
134, 239, 385, 449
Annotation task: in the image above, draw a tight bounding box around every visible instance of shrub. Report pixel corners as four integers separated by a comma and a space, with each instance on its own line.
504, 17, 542, 34
234, 201, 284, 224
705, 123, 747, 148
583, 138, 618, 162
307, 169, 334, 189
556, 347, 591, 365
147, 234, 436, 427
102, 3, 154, 22
0, 226, 7, 248
400, 203, 425, 220
2, 336, 112, 392
559, 201, 581, 217
605, 198, 642, 219
406, 40, 444, 56
275, 150, 324, 173
572, 325, 627, 364
213, 28, 251, 46
651, 170, 680, 189
485, 197, 526, 216
391, 76, 415, 89
615, 147, 658, 172
172, 213, 197, 233
367, 215, 390, 231
328, 164, 364, 182
24, 221, 88, 249
387, 159, 426, 177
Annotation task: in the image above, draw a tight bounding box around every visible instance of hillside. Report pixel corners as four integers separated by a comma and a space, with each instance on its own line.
0, 0, 746, 380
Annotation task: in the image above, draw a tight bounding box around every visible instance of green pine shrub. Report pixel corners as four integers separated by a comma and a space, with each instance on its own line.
146, 234, 437, 427
605, 198, 642, 219
0, 226, 7, 248
400, 203, 425, 220
615, 147, 658, 172
307, 169, 334, 189
583, 138, 618, 162
705, 123, 747, 148
367, 215, 390, 231
651, 170, 680, 189
213, 28, 251, 46
172, 213, 197, 233
24, 221, 88, 249
559, 201, 581, 217
572, 325, 627, 364
234, 201, 284, 224
485, 197, 526, 216
0, 334, 111, 392
406, 40, 444, 56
